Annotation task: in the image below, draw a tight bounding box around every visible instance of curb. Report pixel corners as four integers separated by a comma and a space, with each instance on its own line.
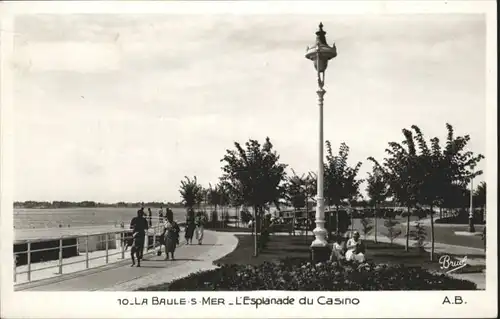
454, 231, 483, 237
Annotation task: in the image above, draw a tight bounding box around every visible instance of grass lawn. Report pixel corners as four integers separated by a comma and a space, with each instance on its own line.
351, 218, 485, 249
213, 235, 485, 274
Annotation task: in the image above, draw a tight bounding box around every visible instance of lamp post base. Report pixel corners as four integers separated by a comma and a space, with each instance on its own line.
468, 218, 475, 233
310, 245, 331, 264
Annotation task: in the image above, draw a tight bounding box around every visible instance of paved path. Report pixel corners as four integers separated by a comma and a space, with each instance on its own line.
15, 231, 238, 291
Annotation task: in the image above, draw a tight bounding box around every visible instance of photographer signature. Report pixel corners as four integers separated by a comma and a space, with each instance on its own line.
438, 255, 468, 274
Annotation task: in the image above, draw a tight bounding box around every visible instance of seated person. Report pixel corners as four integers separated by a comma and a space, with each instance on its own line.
330, 234, 346, 261
345, 231, 366, 262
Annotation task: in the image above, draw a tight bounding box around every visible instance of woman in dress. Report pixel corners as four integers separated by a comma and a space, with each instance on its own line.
184, 209, 196, 245
345, 231, 366, 262
162, 209, 180, 260
194, 211, 207, 245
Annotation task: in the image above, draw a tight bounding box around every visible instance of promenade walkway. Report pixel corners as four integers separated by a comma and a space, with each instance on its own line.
14, 228, 487, 291
15, 230, 238, 291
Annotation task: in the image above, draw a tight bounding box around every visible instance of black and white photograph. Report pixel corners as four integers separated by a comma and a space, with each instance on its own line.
0, 1, 497, 318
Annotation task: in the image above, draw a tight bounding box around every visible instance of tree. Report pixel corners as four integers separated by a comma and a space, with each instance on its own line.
412, 124, 483, 258
324, 142, 363, 234
207, 184, 220, 213
286, 169, 307, 211
372, 123, 484, 260
220, 137, 288, 256
474, 181, 486, 217
382, 128, 421, 252
285, 169, 308, 235
217, 182, 231, 226
440, 124, 484, 232
179, 176, 203, 211
365, 162, 389, 243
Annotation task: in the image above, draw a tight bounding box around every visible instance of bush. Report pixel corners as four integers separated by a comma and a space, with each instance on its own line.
360, 216, 373, 239
240, 210, 253, 225
383, 217, 402, 245
138, 258, 477, 291
409, 221, 427, 251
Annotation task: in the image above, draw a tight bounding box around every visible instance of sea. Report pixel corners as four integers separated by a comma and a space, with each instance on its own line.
13, 207, 238, 229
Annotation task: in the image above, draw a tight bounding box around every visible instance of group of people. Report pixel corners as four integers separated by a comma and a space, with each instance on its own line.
127, 205, 208, 267
182, 209, 208, 245
330, 231, 366, 263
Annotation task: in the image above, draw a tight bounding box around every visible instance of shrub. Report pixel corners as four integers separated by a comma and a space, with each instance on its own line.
383, 217, 402, 245
240, 210, 253, 225
360, 216, 374, 239
138, 258, 477, 291
409, 221, 427, 252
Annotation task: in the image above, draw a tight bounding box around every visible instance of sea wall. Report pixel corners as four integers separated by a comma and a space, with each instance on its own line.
77, 233, 118, 253
14, 233, 122, 266
14, 238, 79, 266
14, 226, 168, 267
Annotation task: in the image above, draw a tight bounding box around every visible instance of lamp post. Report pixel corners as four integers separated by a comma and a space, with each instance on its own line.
305, 23, 337, 263
246, 149, 259, 257
469, 164, 476, 233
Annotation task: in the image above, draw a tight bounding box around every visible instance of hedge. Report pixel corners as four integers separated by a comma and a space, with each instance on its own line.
138, 258, 477, 291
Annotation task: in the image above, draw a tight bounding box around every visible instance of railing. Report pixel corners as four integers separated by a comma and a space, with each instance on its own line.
13, 222, 164, 285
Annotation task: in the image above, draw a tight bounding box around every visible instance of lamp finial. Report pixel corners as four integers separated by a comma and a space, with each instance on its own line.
316, 22, 327, 45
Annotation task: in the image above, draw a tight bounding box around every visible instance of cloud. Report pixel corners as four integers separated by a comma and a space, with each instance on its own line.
14, 42, 121, 72
12, 14, 487, 202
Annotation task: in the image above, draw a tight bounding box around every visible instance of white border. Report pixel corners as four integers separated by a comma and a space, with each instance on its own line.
0, 1, 497, 318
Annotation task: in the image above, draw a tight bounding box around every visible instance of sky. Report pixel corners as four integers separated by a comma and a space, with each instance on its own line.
12, 13, 487, 203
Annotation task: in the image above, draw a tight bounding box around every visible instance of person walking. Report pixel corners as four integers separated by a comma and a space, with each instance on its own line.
165, 206, 178, 245
158, 206, 164, 224
184, 209, 196, 245
129, 208, 149, 267
162, 209, 180, 260
148, 208, 153, 227
195, 211, 207, 245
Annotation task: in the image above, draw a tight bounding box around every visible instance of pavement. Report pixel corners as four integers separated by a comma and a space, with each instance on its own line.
14, 226, 487, 291
15, 230, 238, 291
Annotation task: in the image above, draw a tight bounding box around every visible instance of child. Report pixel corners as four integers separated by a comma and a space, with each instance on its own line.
330, 234, 346, 261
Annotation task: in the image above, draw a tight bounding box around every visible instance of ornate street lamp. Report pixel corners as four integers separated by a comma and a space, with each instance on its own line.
469, 164, 476, 233
305, 22, 337, 263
